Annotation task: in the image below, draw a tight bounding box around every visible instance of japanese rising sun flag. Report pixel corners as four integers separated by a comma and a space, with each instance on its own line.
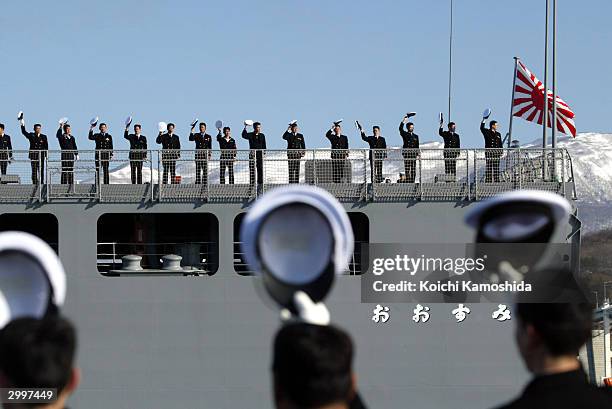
512, 60, 576, 137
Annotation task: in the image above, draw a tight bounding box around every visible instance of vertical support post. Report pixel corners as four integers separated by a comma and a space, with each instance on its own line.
418, 150, 422, 200
518, 148, 522, 190
551, 0, 558, 181
507, 57, 519, 148
149, 151, 153, 202
543, 0, 550, 148
552, 0, 557, 149
474, 150, 479, 200
448, 0, 454, 122
157, 150, 162, 202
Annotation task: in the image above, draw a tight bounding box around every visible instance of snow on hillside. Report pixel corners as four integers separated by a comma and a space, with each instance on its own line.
523, 133, 612, 204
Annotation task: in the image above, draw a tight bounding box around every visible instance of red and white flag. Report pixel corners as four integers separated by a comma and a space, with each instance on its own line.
512, 60, 576, 137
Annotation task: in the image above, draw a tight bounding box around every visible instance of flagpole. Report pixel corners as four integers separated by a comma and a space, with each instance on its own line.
551, 0, 557, 149
507, 57, 519, 148
447, 0, 454, 122
542, 0, 550, 149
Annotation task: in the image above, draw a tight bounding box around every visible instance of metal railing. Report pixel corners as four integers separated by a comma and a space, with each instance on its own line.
234, 240, 367, 276
0, 148, 575, 202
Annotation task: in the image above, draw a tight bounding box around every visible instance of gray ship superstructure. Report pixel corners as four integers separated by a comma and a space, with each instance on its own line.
0, 146, 583, 409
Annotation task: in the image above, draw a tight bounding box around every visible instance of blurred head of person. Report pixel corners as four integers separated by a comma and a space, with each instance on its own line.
199, 123, 207, 133
63, 124, 71, 134
167, 123, 175, 134
333, 124, 341, 135
514, 302, 593, 375
490, 120, 498, 132
99, 123, 107, 134
373, 126, 380, 137
0, 316, 79, 409
223, 127, 231, 138
0, 124, 4, 135
134, 124, 142, 135
407, 122, 414, 133
272, 323, 356, 409
254, 122, 262, 134
34, 124, 42, 135
448, 122, 456, 132
290, 123, 298, 134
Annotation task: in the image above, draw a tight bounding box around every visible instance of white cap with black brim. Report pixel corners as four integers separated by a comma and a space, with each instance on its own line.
0, 232, 66, 329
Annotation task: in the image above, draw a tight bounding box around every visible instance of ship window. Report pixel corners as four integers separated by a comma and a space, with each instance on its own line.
0, 213, 59, 253
97, 213, 219, 275
233, 212, 369, 276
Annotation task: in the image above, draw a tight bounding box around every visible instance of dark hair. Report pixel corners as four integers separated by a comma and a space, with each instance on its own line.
99, 123, 107, 128
63, 124, 70, 132
272, 323, 353, 408
134, 124, 142, 130
448, 122, 456, 127
223, 127, 231, 133
516, 303, 593, 356
373, 126, 380, 131
199, 122, 207, 128
0, 123, 4, 130
253, 122, 261, 127
167, 123, 175, 128
34, 123, 42, 129
407, 122, 414, 127
0, 316, 77, 392
490, 120, 498, 127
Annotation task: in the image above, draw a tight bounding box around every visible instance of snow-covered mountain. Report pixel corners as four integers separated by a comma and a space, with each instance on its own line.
523, 133, 612, 205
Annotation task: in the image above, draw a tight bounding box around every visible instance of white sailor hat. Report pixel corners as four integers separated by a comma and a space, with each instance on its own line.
158, 122, 167, 132
90, 116, 99, 127
0, 232, 66, 329
465, 190, 571, 243
482, 108, 492, 119
240, 185, 354, 309
289, 120, 298, 126
244, 119, 254, 126
190, 118, 199, 128
125, 116, 133, 127
215, 120, 223, 129
333, 119, 343, 126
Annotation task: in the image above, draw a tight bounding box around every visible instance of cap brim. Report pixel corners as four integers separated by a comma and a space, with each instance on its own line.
240, 185, 354, 277
0, 232, 66, 328
465, 190, 572, 229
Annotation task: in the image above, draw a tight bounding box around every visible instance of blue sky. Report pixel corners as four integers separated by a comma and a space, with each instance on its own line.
0, 0, 608, 150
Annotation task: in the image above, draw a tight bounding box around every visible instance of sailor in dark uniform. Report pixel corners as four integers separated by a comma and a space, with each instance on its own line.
438, 119, 461, 178
358, 122, 387, 184
124, 124, 147, 184
56, 123, 78, 185
217, 126, 236, 184
282, 121, 305, 184
189, 122, 212, 185
20, 115, 48, 184
325, 121, 349, 183
242, 122, 266, 186
399, 115, 419, 183
0, 124, 13, 177
88, 122, 114, 184
480, 119, 503, 183
493, 302, 612, 409
156, 123, 181, 184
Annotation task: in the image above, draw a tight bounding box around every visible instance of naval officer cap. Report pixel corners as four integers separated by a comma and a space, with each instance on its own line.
465, 190, 571, 243
240, 185, 354, 310
0, 232, 66, 329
